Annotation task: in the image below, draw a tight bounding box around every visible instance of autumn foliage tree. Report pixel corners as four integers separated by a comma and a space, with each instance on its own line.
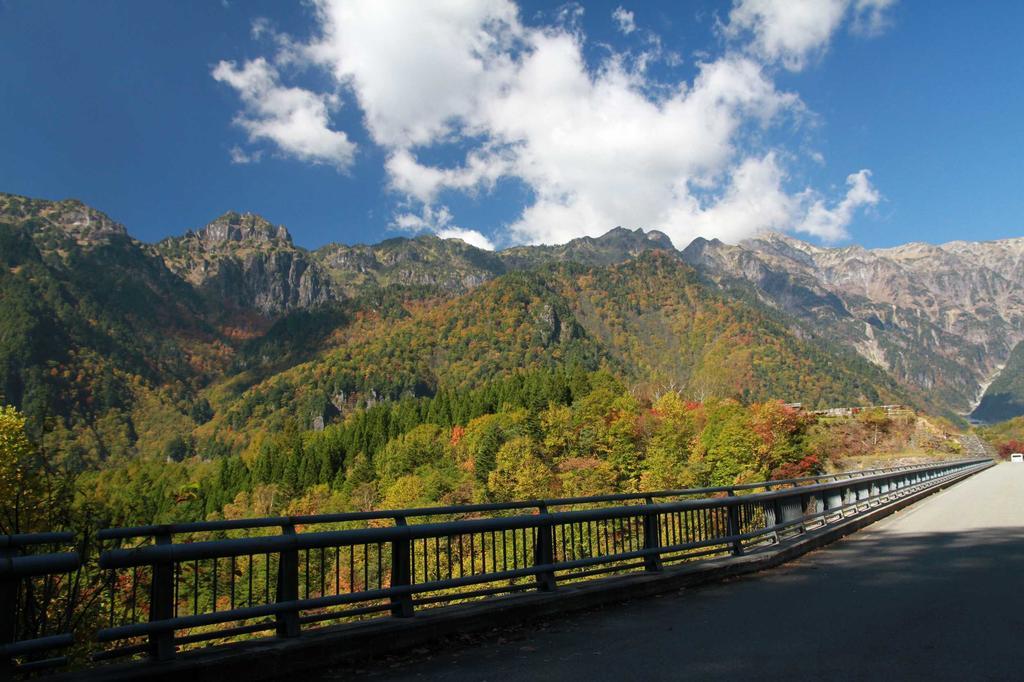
0, 404, 76, 534
997, 439, 1024, 460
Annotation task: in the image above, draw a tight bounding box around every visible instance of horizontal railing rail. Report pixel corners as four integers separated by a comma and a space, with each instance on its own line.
0, 533, 82, 675
82, 457, 989, 667
95, 459, 954, 541
97, 460, 980, 567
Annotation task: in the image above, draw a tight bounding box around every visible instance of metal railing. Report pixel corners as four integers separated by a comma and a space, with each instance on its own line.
82, 457, 989, 666
0, 532, 82, 674
0, 458, 992, 673
92, 458, 955, 544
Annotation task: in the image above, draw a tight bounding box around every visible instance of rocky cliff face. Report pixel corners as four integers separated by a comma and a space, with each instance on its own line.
681, 232, 1024, 418
199, 211, 292, 245
308, 226, 677, 297
0, 192, 129, 255
315, 233, 507, 295
312, 227, 677, 295
156, 212, 335, 314
500, 227, 676, 270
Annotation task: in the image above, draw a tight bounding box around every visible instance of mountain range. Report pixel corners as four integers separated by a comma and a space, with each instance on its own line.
1, 191, 1020, 464
680, 234, 1024, 421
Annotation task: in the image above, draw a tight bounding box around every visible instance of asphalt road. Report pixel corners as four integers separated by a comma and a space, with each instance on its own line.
336, 464, 1024, 681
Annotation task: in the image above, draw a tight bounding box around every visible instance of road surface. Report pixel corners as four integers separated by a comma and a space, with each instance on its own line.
331, 463, 1024, 681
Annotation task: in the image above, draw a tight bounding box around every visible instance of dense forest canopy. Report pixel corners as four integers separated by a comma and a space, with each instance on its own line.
2, 369, 966, 535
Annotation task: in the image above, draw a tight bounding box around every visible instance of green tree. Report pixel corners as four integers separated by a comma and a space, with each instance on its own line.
163, 435, 191, 462
189, 397, 214, 424
641, 392, 701, 490
487, 437, 556, 501
374, 424, 450, 486
696, 399, 760, 486
0, 405, 44, 533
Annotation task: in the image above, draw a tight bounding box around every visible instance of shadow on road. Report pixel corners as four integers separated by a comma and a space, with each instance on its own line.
323, 526, 1024, 681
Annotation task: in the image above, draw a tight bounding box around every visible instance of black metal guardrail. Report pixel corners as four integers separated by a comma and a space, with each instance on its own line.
0, 532, 82, 675
0, 457, 992, 673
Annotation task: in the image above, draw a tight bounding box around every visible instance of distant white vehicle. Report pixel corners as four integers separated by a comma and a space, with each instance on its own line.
1011, 453, 1024, 463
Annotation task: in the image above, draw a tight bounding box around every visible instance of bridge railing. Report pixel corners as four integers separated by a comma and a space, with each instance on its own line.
0, 532, 82, 674
87, 457, 989, 666
92, 459, 941, 545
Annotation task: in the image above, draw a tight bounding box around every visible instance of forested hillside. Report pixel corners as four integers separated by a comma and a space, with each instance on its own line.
0, 194, 227, 469
0, 192, 988, 533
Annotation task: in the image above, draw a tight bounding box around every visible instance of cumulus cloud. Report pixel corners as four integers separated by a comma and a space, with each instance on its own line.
211, 58, 356, 169
795, 169, 881, 240
492, 48, 800, 245
305, 0, 521, 149
612, 7, 636, 35
725, 0, 896, 71
214, 0, 894, 246
437, 227, 496, 251
385, 148, 511, 204
392, 204, 455, 233
392, 203, 496, 250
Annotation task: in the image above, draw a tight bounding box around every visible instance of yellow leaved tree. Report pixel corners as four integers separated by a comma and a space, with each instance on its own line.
0, 405, 43, 534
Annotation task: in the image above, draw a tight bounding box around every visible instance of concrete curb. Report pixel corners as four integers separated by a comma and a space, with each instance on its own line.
64, 463, 991, 681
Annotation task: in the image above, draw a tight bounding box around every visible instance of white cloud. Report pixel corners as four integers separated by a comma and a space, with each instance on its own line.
437, 227, 496, 250
725, 0, 896, 71
392, 204, 454, 233
215, 0, 894, 246
229, 145, 262, 164
392, 203, 496, 250
304, 0, 521, 148
211, 58, 356, 169
492, 48, 800, 245
795, 169, 880, 240
662, 154, 799, 245
612, 7, 636, 35
385, 148, 511, 204
725, 0, 847, 71
851, 0, 896, 36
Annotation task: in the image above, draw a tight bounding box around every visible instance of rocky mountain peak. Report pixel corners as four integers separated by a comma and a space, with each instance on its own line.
314, 233, 508, 295
0, 192, 128, 244
601, 226, 635, 239
742, 232, 825, 267
200, 212, 292, 247
643, 229, 675, 249
152, 210, 329, 314
679, 236, 724, 257
597, 226, 675, 250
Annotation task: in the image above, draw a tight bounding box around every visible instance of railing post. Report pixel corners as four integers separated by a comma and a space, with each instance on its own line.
533, 505, 556, 592
798, 494, 810, 533
275, 523, 300, 638
642, 497, 663, 571
770, 499, 783, 543
726, 492, 744, 556
148, 531, 176, 661
1, 542, 17, 675
389, 517, 414, 618
825, 489, 843, 517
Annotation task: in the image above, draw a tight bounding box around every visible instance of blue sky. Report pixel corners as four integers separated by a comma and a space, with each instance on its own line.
1, 1, 1022, 251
